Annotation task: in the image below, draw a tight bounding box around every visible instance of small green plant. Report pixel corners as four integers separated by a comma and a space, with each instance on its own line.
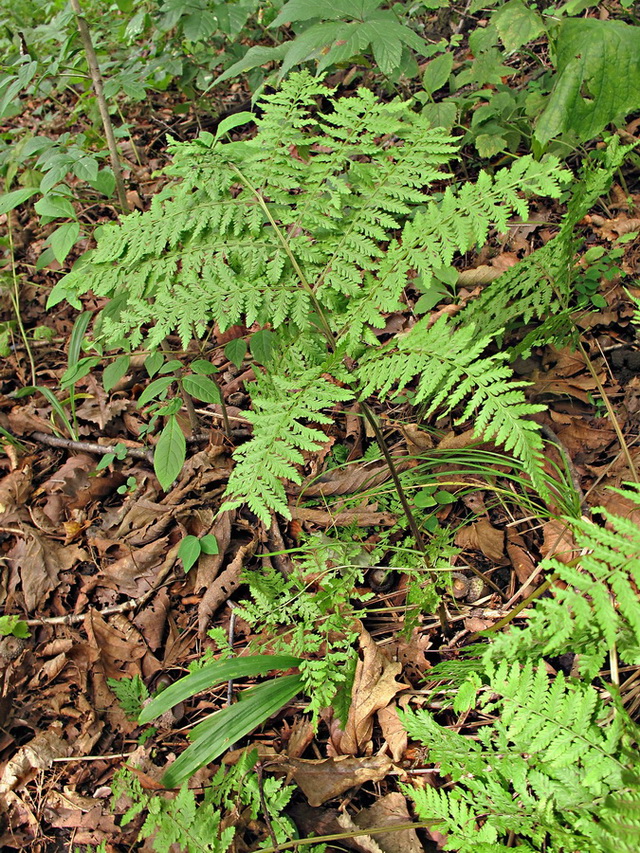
178, 534, 220, 573
401, 484, 640, 852
112, 747, 300, 853
108, 673, 149, 719
52, 71, 573, 521
0, 614, 30, 638
138, 655, 303, 786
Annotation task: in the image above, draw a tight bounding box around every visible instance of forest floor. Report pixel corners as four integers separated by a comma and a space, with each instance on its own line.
1, 13, 640, 853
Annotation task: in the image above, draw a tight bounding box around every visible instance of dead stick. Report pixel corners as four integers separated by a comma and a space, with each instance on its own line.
69, 0, 130, 212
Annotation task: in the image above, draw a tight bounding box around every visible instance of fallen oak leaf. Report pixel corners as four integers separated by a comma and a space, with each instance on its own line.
288, 754, 394, 807
336, 627, 407, 756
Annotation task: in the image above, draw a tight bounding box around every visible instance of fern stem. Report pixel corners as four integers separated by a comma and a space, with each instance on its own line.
468, 572, 560, 641
358, 400, 448, 632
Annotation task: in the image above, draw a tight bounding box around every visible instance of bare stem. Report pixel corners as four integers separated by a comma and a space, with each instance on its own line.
69, 0, 130, 213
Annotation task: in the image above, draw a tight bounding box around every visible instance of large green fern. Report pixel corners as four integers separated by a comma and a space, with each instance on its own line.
52, 71, 572, 521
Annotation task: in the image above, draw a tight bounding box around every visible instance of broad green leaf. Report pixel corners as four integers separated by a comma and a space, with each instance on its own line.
139, 654, 302, 724
535, 19, 640, 146
214, 111, 255, 142
154, 415, 186, 491
138, 375, 174, 407
48, 222, 80, 264
249, 329, 274, 365
422, 52, 454, 96
158, 359, 183, 374
272, 0, 381, 26
144, 351, 164, 377
190, 359, 218, 375
162, 674, 304, 787
199, 534, 219, 555
91, 168, 116, 197
224, 338, 247, 369
60, 356, 101, 389
103, 355, 130, 393
73, 155, 99, 184
178, 535, 201, 573
420, 99, 457, 130
34, 194, 75, 220
0, 187, 39, 215
214, 43, 289, 86
182, 374, 221, 404
182, 8, 217, 42
475, 133, 507, 158
368, 21, 403, 76
493, 0, 544, 53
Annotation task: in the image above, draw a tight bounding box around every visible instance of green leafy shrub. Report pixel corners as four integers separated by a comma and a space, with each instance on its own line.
52, 71, 571, 516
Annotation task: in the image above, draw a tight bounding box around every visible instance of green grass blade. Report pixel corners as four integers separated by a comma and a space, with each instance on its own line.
138, 654, 302, 724
162, 673, 304, 787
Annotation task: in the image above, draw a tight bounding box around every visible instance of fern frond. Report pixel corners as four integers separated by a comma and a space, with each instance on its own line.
357, 316, 547, 495
220, 365, 353, 524
403, 660, 637, 852
486, 485, 640, 677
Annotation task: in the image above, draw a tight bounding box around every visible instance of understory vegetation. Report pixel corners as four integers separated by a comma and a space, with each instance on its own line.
1, 1, 640, 851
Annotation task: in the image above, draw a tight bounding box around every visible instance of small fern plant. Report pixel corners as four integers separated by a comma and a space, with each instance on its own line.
401, 485, 640, 853
50, 70, 571, 522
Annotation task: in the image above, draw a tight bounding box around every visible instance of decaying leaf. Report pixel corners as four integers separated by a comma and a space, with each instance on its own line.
0, 464, 33, 514
336, 628, 407, 756
0, 726, 69, 795
198, 537, 258, 633
540, 519, 580, 564
353, 793, 424, 853
289, 754, 394, 807
377, 703, 407, 763
455, 518, 505, 563
8, 529, 88, 612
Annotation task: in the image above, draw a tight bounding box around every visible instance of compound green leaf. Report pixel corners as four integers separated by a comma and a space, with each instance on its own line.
154, 415, 186, 491
536, 18, 640, 146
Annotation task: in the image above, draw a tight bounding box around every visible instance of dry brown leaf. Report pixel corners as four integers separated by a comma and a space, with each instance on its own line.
296, 459, 412, 498
289, 755, 394, 807
8, 530, 87, 612
198, 537, 258, 633
99, 536, 169, 597
0, 465, 33, 514
506, 528, 537, 584
456, 265, 502, 286
540, 520, 580, 564
377, 702, 407, 762
336, 628, 406, 756
85, 610, 145, 679
400, 423, 434, 453
336, 812, 386, 853
455, 518, 505, 563
353, 793, 423, 853
289, 506, 396, 527
0, 726, 69, 795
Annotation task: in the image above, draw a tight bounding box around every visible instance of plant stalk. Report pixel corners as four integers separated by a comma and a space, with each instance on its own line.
69, 0, 130, 213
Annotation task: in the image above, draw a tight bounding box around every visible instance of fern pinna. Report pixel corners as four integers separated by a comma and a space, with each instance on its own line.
52, 71, 570, 521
